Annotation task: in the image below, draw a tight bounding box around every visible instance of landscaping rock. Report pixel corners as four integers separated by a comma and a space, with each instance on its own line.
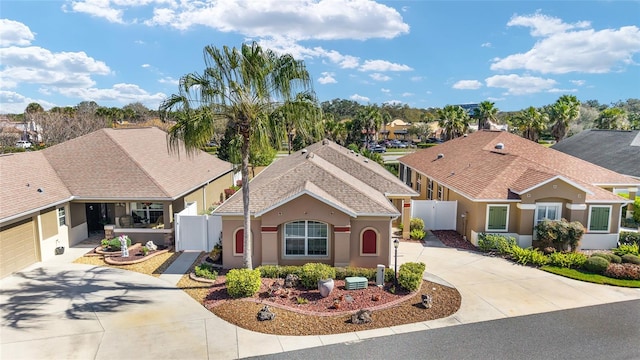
284, 274, 299, 288
145, 241, 158, 251
351, 309, 372, 324
421, 294, 433, 309
257, 305, 276, 321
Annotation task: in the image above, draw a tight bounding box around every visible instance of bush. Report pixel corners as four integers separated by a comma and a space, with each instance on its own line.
194, 263, 218, 280
410, 229, 426, 240
547, 252, 587, 269
477, 233, 516, 254
603, 263, 640, 280
384, 268, 396, 283
583, 256, 610, 274
619, 231, 640, 246
103, 236, 131, 250
612, 243, 640, 256
397, 262, 425, 291
257, 265, 301, 279
621, 254, 640, 265
226, 268, 262, 298
509, 246, 549, 266
591, 252, 622, 264
534, 218, 584, 251
343, 267, 377, 280
410, 218, 425, 231
299, 263, 336, 289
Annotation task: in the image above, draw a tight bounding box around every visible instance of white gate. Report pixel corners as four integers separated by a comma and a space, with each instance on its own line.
175, 202, 222, 251
411, 200, 457, 230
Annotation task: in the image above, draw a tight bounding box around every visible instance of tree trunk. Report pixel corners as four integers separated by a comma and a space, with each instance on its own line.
241, 128, 252, 269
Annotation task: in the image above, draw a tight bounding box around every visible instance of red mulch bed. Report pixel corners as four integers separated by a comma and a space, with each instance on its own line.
432, 230, 480, 251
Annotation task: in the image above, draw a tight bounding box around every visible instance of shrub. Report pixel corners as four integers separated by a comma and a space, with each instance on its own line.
384, 268, 395, 283
583, 256, 610, 274
547, 252, 587, 269
603, 263, 640, 280
621, 254, 640, 265
534, 219, 584, 251
343, 267, 377, 280
257, 265, 301, 279
477, 233, 516, 254
591, 252, 621, 264
209, 243, 222, 259
397, 262, 425, 291
509, 246, 548, 266
410, 218, 425, 231
104, 236, 131, 250
194, 263, 218, 280
299, 263, 336, 289
226, 268, 261, 298
619, 231, 640, 246
410, 229, 426, 240
612, 243, 640, 257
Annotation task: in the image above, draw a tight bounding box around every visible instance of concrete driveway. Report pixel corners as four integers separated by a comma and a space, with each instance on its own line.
2, 236, 640, 359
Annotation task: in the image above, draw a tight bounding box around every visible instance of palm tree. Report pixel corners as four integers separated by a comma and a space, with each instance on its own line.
473, 101, 498, 130
438, 105, 470, 141
593, 107, 627, 130
160, 42, 319, 269
509, 106, 548, 142
549, 95, 580, 142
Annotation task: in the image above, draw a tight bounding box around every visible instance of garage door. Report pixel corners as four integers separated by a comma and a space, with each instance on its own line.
0, 219, 39, 278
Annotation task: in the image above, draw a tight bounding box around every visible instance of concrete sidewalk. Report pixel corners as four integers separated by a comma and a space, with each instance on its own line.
158, 251, 202, 285
2, 238, 640, 359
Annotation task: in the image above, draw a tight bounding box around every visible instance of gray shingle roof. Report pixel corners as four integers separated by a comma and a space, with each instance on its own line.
399, 130, 639, 203
551, 130, 640, 179
214, 139, 417, 216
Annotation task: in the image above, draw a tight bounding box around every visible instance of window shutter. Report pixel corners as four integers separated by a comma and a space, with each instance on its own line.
235, 229, 244, 254
362, 229, 377, 254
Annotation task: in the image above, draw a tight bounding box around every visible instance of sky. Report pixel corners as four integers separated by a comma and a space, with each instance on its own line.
1, 0, 639, 115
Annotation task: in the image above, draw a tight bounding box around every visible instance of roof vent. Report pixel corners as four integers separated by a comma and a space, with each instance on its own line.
301, 149, 308, 154
437, 153, 444, 159
322, 139, 328, 145
495, 143, 504, 150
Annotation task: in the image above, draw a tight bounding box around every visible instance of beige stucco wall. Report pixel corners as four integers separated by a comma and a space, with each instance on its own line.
178, 172, 234, 215
221, 217, 262, 269
349, 217, 392, 268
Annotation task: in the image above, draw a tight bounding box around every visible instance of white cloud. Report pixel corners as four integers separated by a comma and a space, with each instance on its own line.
318, 72, 337, 84
481, 42, 492, 48
410, 76, 423, 82
381, 88, 390, 93
383, 99, 402, 105
158, 76, 178, 86
359, 59, 412, 72
0, 19, 35, 47
58, 83, 166, 107
452, 80, 482, 90
485, 74, 557, 95
401, 92, 413, 97
570, 80, 585, 86
0, 90, 55, 114
141, 63, 151, 68
66, 0, 126, 24
350, 93, 370, 103
370, 73, 391, 82
257, 38, 360, 69
548, 88, 577, 93
492, 13, 640, 74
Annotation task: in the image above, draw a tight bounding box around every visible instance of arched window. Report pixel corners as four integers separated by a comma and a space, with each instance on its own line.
284, 221, 328, 257
361, 228, 378, 256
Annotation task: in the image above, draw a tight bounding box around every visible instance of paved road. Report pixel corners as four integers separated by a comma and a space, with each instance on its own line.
247, 299, 640, 360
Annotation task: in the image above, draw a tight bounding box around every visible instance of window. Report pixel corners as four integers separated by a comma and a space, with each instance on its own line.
588, 206, 611, 232
361, 229, 378, 255
437, 185, 443, 200
486, 205, 509, 232
130, 202, 164, 225
416, 173, 422, 192
284, 221, 328, 256
535, 203, 562, 225
57, 207, 66, 226
399, 164, 405, 182
406, 168, 412, 187
427, 179, 433, 200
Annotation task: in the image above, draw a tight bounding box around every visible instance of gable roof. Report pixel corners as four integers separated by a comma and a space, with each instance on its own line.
398, 130, 639, 203
0, 151, 73, 223
551, 129, 640, 179
214, 139, 418, 217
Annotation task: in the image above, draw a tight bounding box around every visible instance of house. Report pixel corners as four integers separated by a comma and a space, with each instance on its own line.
213, 139, 418, 269
0, 127, 234, 278
398, 130, 640, 250
380, 119, 411, 141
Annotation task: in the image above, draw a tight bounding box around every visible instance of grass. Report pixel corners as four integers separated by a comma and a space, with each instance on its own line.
541, 266, 640, 288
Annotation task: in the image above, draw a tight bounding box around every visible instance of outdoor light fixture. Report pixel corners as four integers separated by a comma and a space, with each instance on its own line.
393, 238, 400, 289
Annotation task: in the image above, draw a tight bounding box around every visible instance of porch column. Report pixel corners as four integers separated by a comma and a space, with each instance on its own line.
261, 226, 278, 266
334, 226, 351, 267
627, 187, 637, 219
402, 200, 411, 240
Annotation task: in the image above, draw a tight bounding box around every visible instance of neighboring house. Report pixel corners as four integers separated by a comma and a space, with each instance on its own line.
0, 127, 234, 278
398, 130, 640, 250
380, 119, 411, 141
551, 129, 640, 180
213, 139, 418, 269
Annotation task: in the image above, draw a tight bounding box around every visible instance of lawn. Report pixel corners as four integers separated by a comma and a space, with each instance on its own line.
541, 266, 640, 288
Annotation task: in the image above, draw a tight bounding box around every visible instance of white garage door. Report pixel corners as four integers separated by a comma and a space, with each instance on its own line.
1, 219, 39, 278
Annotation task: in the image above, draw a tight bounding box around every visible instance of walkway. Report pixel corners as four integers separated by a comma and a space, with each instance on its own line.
1, 235, 640, 359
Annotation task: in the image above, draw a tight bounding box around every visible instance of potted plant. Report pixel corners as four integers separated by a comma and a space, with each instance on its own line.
209, 243, 222, 262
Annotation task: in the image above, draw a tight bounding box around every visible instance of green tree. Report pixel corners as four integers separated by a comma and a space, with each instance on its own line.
473, 101, 498, 130
160, 42, 319, 269
593, 107, 627, 130
549, 95, 580, 142
437, 105, 470, 141
509, 106, 548, 142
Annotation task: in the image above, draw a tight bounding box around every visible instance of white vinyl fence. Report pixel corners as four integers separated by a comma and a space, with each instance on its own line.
411, 200, 457, 230
174, 202, 222, 251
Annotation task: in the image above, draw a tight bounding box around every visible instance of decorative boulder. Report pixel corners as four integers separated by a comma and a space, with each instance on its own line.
257, 305, 276, 321
145, 241, 158, 251
421, 294, 433, 309
351, 309, 372, 324
284, 274, 299, 288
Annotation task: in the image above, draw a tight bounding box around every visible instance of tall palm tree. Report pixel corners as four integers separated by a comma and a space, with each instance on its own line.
160, 42, 319, 269
593, 107, 627, 130
549, 95, 580, 142
438, 105, 470, 141
509, 106, 548, 142
473, 101, 498, 131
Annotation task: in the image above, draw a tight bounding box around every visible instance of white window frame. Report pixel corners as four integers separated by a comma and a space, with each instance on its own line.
283, 220, 330, 258
416, 173, 422, 193
57, 206, 66, 226
587, 205, 612, 233
359, 227, 380, 256
437, 185, 443, 200
485, 204, 509, 232
233, 228, 252, 257
427, 179, 433, 200
534, 202, 562, 225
